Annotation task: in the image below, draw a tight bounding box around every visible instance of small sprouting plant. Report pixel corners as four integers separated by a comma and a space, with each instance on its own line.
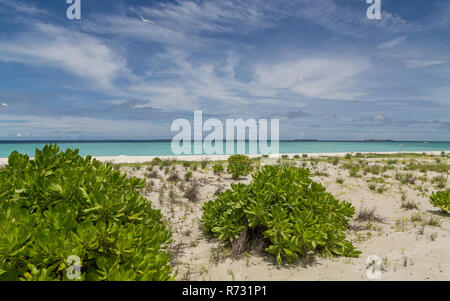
431, 175, 447, 189
426, 216, 441, 227
401, 200, 419, 210
349, 166, 359, 177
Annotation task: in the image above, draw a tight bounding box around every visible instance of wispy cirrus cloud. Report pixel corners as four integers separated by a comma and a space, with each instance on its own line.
404, 59, 446, 68
378, 36, 406, 49
253, 57, 371, 101
0, 0, 47, 16
0, 23, 130, 93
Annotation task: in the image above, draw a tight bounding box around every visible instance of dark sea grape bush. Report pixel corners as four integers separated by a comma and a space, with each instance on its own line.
202, 165, 360, 264
0, 144, 173, 281
430, 190, 450, 213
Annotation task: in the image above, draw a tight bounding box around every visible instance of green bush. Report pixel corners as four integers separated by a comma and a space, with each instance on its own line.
227, 155, 252, 180
201, 165, 360, 265
201, 160, 208, 169
430, 191, 450, 213
151, 157, 162, 166
185, 171, 193, 181
0, 144, 173, 281
212, 163, 224, 174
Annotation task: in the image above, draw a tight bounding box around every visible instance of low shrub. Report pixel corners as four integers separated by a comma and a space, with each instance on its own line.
151, 157, 162, 166
201, 160, 208, 169
184, 171, 193, 181
212, 163, 224, 175
0, 144, 173, 281
430, 191, 450, 213
227, 155, 252, 180
201, 165, 360, 265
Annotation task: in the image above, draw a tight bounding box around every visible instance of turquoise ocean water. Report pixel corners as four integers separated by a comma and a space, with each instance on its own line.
0, 141, 449, 158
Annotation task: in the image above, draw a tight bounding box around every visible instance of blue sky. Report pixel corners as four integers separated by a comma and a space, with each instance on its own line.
0, 0, 449, 140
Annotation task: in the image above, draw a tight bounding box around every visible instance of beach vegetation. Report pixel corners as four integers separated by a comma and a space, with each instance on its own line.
401, 200, 419, 210
395, 173, 415, 185
201, 165, 360, 265
0, 144, 173, 281
355, 207, 384, 223
227, 155, 252, 180
348, 166, 360, 177
431, 175, 447, 189
184, 180, 199, 202
425, 216, 441, 227
212, 163, 224, 175
201, 160, 208, 169
151, 157, 162, 165
404, 162, 449, 173
167, 172, 180, 182
148, 170, 159, 179
387, 159, 397, 165
376, 186, 385, 194
429, 191, 450, 213
313, 171, 329, 177
184, 171, 193, 181
410, 213, 423, 223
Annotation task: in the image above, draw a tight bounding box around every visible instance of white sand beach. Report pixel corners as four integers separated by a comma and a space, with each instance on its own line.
112, 151, 448, 281
1, 151, 449, 280
2, 150, 445, 166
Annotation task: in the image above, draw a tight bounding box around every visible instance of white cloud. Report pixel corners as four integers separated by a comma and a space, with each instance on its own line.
128, 51, 249, 112
404, 59, 446, 68
372, 114, 388, 122
0, 0, 47, 16
378, 36, 406, 49
0, 23, 129, 93
81, 0, 275, 49
253, 57, 371, 100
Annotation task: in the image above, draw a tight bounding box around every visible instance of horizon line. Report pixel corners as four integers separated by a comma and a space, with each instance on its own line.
1, 139, 449, 144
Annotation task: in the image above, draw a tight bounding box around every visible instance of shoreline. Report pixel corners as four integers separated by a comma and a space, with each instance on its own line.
0, 150, 447, 165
